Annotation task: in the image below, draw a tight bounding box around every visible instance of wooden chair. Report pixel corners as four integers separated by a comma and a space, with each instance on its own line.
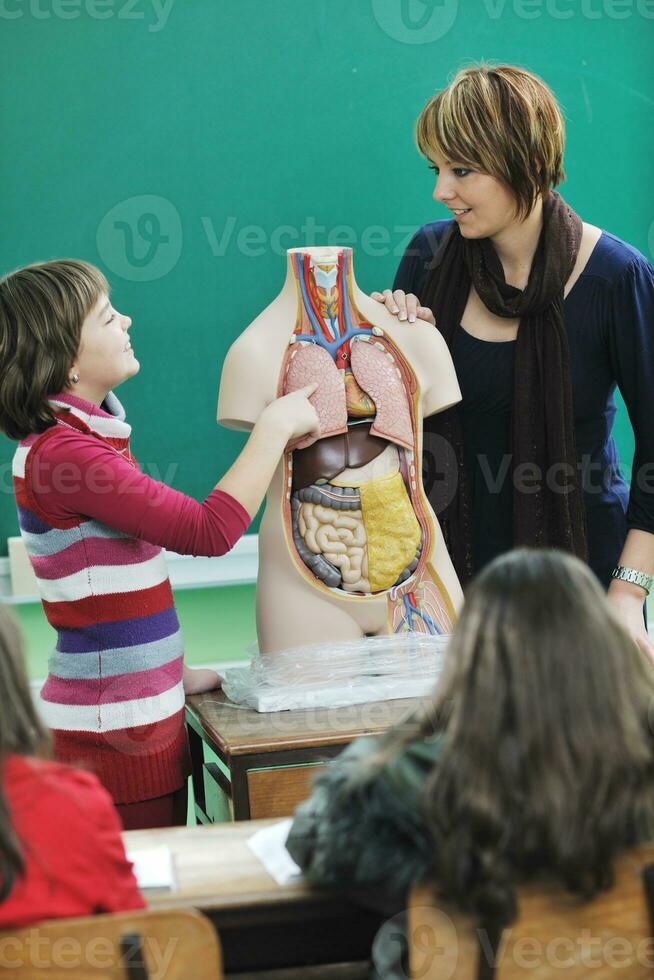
409, 843, 654, 980
0, 906, 222, 978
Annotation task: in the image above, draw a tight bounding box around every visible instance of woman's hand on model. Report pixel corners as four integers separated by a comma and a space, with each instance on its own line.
371, 289, 435, 326
259, 383, 320, 443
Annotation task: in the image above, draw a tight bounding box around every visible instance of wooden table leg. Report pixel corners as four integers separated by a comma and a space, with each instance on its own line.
186, 718, 210, 824
230, 757, 252, 821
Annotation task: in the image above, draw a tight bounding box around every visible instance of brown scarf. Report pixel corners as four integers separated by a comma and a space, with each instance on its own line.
420, 191, 588, 583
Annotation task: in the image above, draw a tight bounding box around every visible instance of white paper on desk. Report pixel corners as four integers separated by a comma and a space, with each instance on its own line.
126, 846, 176, 891
247, 819, 302, 886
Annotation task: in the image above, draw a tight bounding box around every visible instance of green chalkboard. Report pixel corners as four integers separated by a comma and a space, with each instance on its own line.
1, 0, 652, 554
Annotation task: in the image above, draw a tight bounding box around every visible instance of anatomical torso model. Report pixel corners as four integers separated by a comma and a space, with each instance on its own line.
218, 247, 464, 654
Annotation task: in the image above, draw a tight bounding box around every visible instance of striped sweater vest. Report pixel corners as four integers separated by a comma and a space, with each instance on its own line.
12, 392, 190, 804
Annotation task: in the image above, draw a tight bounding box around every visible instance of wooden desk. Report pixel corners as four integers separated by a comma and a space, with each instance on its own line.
124, 819, 383, 973
185, 692, 423, 823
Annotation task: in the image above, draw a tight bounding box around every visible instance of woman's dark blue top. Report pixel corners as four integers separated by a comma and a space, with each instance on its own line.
394, 220, 654, 587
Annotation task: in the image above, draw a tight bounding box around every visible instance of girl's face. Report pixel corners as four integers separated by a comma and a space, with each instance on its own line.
429, 151, 521, 239
71, 293, 139, 401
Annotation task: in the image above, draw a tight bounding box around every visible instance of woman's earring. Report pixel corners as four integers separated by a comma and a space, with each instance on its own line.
71, 373, 79, 384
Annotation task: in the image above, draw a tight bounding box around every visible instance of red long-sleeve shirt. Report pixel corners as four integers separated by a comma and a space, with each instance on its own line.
0, 754, 145, 929
28, 426, 251, 556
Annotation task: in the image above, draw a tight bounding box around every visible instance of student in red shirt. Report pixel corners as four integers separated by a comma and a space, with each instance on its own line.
0, 604, 145, 928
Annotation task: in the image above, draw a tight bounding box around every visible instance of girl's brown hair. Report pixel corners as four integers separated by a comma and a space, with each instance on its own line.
414, 549, 654, 926
0, 260, 108, 440
416, 64, 566, 219
0, 605, 51, 902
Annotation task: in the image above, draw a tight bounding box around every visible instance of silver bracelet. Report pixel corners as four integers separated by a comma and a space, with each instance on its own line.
611, 565, 653, 595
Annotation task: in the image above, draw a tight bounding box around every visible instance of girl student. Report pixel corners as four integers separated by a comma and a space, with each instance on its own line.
287, 549, 654, 977
373, 64, 654, 658
0, 602, 145, 928
0, 259, 318, 829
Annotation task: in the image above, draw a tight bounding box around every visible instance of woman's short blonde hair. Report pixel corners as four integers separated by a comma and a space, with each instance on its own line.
416, 63, 566, 219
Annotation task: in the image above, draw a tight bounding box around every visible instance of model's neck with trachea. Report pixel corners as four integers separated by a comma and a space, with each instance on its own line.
290, 248, 377, 417
290, 248, 375, 368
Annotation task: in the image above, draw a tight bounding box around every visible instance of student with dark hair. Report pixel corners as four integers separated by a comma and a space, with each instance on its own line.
287, 549, 654, 973
0, 604, 145, 927
0, 259, 318, 828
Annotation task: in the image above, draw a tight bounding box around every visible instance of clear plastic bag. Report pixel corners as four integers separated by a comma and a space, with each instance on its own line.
221, 633, 449, 712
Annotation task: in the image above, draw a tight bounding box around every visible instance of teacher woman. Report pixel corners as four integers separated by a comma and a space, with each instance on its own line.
373, 63, 654, 657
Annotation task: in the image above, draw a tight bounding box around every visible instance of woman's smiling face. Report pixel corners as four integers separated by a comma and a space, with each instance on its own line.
70, 293, 139, 401
429, 151, 521, 239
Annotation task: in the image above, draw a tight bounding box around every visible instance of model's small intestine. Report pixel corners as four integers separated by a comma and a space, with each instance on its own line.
296, 500, 370, 592
280, 251, 432, 608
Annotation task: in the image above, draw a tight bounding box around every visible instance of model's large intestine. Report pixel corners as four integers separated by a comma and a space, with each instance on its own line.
279, 249, 453, 636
